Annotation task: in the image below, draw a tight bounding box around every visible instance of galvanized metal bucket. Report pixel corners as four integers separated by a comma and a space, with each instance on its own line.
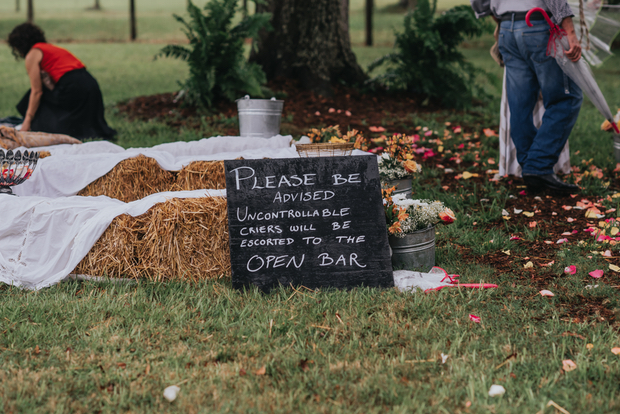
236, 95, 284, 138
389, 226, 435, 272
382, 178, 412, 199
613, 134, 620, 162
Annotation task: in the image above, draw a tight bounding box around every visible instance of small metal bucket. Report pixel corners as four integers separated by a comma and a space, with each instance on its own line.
383, 178, 412, 199
389, 226, 435, 272
236, 95, 284, 138
613, 134, 620, 162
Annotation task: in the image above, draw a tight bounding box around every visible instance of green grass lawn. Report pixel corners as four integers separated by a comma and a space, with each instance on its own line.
2, 2, 620, 413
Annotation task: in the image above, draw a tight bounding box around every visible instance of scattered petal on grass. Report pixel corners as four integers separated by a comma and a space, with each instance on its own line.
609, 264, 620, 272
369, 126, 386, 132
587, 343, 594, 350
514, 208, 523, 214
562, 359, 577, 372
544, 241, 553, 244
563, 205, 573, 211
462, 171, 474, 180
314, 111, 320, 116
524, 261, 534, 268
465, 401, 472, 408
589, 269, 604, 279
539, 290, 555, 297
603, 250, 612, 257
542, 261, 555, 267
529, 221, 538, 228
519, 190, 527, 196
488, 384, 506, 397
585, 285, 599, 289
328, 108, 335, 113
557, 238, 568, 244
564, 265, 577, 275
483, 128, 497, 137
612, 347, 620, 355
502, 209, 510, 216
567, 217, 576, 222
255, 366, 266, 375
441, 353, 449, 364
510, 236, 521, 241
163, 385, 180, 402
523, 212, 535, 217
561, 232, 572, 236
502, 250, 510, 256
612, 227, 620, 236
469, 314, 481, 323
345, 110, 351, 117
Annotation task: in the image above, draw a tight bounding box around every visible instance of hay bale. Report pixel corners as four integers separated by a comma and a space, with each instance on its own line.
176, 161, 226, 191
74, 197, 230, 281
77, 155, 176, 203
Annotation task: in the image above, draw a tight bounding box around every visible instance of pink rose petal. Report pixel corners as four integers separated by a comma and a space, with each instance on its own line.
562, 359, 577, 372
611, 347, 620, 355
564, 265, 577, 275
314, 111, 321, 116
589, 269, 604, 279
603, 250, 612, 257
469, 314, 481, 323
539, 290, 555, 297
510, 236, 521, 241
557, 238, 568, 244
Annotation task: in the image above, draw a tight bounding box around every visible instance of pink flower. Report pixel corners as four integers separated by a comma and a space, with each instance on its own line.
469, 314, 481, 323
564, 265, 577, 275
589, 269, 604, 279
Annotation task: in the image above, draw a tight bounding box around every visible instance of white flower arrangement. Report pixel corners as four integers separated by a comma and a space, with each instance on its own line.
378, 153, 421, 181
389, 194, 455, 237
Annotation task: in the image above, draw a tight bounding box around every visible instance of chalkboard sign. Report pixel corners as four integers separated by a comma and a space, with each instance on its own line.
224, 155, 393, 291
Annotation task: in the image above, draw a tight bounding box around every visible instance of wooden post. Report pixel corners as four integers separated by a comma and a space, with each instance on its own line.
129, 0, 136, 41
16, 0, 20, 12
365, 0, 373, 46
27, 0, 33, 22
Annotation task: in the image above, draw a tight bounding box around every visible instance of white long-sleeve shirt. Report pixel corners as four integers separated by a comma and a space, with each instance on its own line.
470, 0, 573, 25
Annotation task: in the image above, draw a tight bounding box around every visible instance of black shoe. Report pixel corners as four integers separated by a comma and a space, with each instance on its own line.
522, 173, 579, 195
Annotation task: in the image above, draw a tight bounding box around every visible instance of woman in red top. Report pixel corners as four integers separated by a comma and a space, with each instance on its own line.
7, 23, 116, 140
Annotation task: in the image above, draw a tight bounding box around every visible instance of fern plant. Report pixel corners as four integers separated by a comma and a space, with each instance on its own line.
157, 0, 271, 108
368, 0, 490, 109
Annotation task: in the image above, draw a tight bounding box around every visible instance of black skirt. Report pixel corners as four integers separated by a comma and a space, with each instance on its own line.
17, 68, 117, 140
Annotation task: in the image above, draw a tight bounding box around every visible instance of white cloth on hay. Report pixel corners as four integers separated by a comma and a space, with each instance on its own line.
0, 189, 224, 290
14, 135, 299, 198
499, 70, 571, 177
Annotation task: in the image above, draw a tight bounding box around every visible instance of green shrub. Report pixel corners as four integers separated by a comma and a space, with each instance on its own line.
367, 0, 490, 109
156, 0, 271, 108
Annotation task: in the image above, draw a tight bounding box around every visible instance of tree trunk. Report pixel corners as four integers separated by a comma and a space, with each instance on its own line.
93, 0, 101, 10
27, 0, 33, 22
365, 0, 373, 46
250, 0, 366, 96
129, 0, 136, 41
16, 0, 20, 12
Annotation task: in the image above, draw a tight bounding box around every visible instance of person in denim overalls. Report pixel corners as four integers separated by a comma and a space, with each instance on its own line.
471, 0, 583, 194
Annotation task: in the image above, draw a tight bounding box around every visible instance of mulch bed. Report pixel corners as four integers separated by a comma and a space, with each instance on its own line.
116, 79, 620, 325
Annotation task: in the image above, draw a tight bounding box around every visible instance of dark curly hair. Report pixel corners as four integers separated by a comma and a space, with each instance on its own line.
7, 23, 46, 59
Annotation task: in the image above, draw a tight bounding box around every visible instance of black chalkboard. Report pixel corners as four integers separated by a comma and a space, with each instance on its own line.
224, 155, 393, 291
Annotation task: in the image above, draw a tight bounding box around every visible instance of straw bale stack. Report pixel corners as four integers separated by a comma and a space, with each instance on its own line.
175, 161, 226, 191
77, 157, 226, 202
77, 155, 176, 203
74, 196, 230, 281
